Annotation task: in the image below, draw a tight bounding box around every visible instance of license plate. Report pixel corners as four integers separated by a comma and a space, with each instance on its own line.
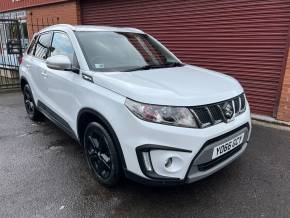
212, 133, 245, 159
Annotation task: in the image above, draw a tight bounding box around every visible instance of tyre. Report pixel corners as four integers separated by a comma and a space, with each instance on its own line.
83, 122, 121, 187
23, 84, 43, 121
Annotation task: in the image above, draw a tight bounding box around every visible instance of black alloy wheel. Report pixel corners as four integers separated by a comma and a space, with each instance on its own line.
84, 122, 121, 187
23, 84, 43, 121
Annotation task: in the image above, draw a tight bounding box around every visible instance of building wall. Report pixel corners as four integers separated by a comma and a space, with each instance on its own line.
0, 0, 69, 13
80, 0, 290, 117
277, 48, 290, 122
1, 0, 290, 122
27, 0, 80, 39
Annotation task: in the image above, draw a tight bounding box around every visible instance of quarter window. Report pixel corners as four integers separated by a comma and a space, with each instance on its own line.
34, 32, 52, 59
26, 35, 38, 55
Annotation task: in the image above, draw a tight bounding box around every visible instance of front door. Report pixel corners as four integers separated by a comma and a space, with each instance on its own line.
44, 31, 80, 129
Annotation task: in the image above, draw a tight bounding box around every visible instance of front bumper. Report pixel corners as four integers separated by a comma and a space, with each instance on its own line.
114, 101, 251, 185
125, 123, 250, 186
186, 123, 249, 183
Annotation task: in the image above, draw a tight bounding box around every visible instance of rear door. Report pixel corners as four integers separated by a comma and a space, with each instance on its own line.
27, 31, 52, 104
23, 35, 38, 96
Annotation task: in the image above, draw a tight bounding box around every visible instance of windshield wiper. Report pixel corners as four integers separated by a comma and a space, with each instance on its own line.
123, 62, 184, 72
164, 62, 184, 67
123, 64, 159, 72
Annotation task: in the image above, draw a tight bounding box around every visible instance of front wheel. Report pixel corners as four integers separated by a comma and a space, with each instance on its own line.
23, 84, 43, 121
84, 122, 121, 187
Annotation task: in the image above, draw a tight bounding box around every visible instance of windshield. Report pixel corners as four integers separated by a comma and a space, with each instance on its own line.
75, 31, 182, 72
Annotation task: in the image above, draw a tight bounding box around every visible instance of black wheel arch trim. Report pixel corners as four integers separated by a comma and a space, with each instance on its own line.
20, 76, 28, 91
77, 108, 127, 170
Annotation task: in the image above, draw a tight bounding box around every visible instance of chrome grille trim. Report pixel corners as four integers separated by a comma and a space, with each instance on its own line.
217, 104, 227, 122
205, 106, 215, 124
232, 100, 235, 115
240, 94, 246, 112
189, 93, 246, 128
190, 109, 202, 127
238, 96, 242, 112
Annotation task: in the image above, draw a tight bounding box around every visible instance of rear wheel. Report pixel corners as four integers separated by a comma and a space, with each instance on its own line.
84, 122, 121, 187
23, 84, 43, 121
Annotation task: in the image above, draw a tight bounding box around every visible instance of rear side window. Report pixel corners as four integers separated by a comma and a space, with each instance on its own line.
27, 35, 38, 55
34, 32, 52, 60
50, 32, 75, 62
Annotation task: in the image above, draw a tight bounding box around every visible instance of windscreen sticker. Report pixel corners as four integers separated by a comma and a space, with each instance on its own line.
95, 64, 105, 69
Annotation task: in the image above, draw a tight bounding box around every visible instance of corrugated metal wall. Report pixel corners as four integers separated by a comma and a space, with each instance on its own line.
80, 0, 290, 116
0, 0, 68, 13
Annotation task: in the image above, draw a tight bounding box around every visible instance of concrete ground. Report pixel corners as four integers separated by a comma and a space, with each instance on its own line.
0, 91, 289, 218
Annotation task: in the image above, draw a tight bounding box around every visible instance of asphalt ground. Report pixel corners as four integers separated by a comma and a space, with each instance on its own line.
0, 91, 289, 218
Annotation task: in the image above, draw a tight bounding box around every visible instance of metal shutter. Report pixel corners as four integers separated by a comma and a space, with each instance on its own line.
80, 0, 290, 116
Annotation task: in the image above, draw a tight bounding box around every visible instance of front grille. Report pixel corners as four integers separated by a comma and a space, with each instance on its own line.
189, 93, 246, 128
193, 107, 212, 127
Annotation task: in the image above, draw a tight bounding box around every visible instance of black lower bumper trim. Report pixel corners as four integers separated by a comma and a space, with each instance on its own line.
124, 170, 184, 186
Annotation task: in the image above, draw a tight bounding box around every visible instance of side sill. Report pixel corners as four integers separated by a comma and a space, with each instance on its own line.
37, 100, 79, 142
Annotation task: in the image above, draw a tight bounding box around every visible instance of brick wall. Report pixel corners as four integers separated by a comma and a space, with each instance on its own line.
27, 0, 80, 39
277, 48, 290, 122
0, 0, 69, 13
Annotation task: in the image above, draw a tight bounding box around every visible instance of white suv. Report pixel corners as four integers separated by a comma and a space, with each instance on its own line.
20, 24, 251, 186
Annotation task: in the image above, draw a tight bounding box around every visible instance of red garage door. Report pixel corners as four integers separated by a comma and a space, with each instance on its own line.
80, 0, 290, 116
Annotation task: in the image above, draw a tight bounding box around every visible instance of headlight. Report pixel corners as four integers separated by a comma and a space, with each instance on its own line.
125, 98, 197, 128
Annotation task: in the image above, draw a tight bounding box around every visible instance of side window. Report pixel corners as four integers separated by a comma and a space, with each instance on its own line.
34, 32, 52, 60
50, 32, 75, 63
26, 35, 38, 55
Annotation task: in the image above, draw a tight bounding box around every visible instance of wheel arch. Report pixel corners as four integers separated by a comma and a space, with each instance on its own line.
77, 108, 127, 169
20, 76, 28, 92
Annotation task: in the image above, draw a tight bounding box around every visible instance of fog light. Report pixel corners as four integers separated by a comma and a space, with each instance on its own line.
142, 152, 153, 171
163, 156, 183, 173
165, 157, 173, 168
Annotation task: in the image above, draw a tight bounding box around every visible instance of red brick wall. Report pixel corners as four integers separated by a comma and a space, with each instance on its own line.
27, 0, 80, 39
277, 48, 290, 122
0, 0, 69, 13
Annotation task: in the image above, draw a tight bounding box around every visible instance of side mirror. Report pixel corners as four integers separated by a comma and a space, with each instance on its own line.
46, 55, 72, 71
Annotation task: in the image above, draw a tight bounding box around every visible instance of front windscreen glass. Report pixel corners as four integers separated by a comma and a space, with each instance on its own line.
75, 31, 182, 72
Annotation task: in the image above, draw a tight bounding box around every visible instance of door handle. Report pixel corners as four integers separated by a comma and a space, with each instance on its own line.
41, 72, 47, 76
